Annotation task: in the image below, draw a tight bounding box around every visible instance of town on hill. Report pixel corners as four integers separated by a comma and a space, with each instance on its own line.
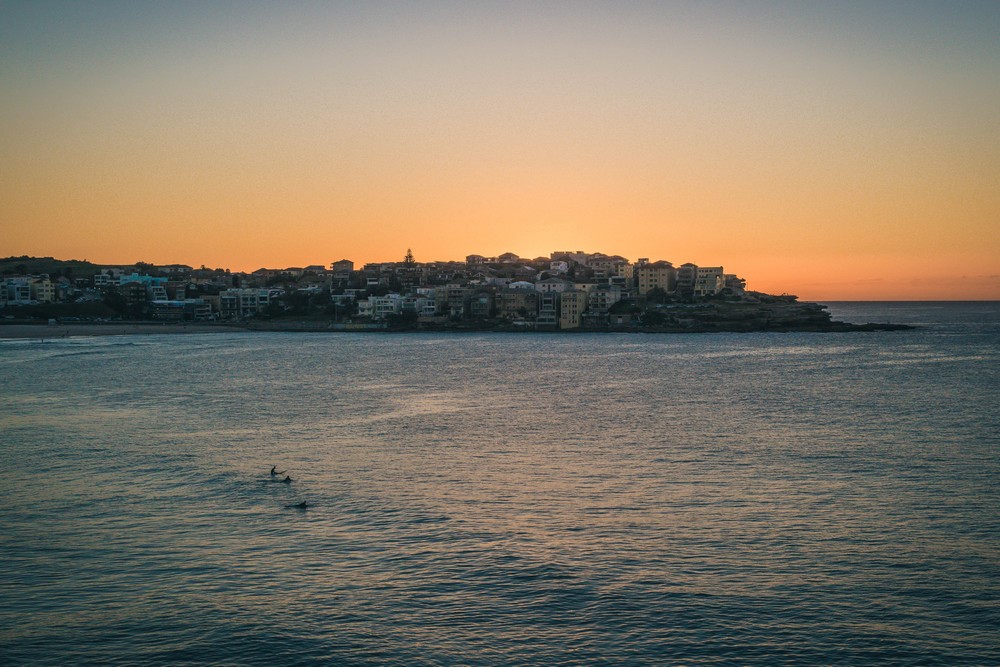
0, 251, 903, 332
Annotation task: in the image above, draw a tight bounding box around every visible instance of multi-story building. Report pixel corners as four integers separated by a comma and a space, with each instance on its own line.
535, 276, 573, 293
559, 289, 588, 329
537, 291, 560, 328
636, 260, 676, 294
497, 285, 538, 320
4, 279, 32, 304
120, 282, 148, 308
219, 288, 279, 319
676, 263, 698, 295
587, 254, 632, 280
550, 250, 588, 265
588, 284, 623, 313
93, 268, 124, 288
150, 299, 212, 321
29, 276, 56, 303
694, 267, 724, 296
330, 259, 354, 280
469, 291, 494, 319
358, 294, 403, 320
436, 285, 471, 317
148, 284, 168, 301
724, 274, 747, 295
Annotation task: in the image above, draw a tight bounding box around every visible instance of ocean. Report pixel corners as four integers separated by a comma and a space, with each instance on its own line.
2, 302, 998, 665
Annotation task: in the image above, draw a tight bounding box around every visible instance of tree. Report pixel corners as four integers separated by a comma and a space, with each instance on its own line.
641, 310, 669, 326
403, 248, 415, 266
646, 287, 668, 305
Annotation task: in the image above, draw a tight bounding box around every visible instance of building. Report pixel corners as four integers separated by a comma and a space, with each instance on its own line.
219, 288, 280, 319
550, 250, 588, 264
330, 260, 354, 280
29, 276, 56, 303
676, 263, 698, 295
497, 285, 538, 320
588, 284, 623, 313
358, 294, 402, 320
436, 285, 471, 317
724, 274, 747, 295
694, 267, 724, 296
469, 291, 494, 319
537, 291, 560, 328
535, 276, 573, 293
636, 260, 676, 295
150, 299, 212, 321
3, 278, 32, 304
559, 289, 589, 329
159, 264, 193, 276
587, 254, 632, 280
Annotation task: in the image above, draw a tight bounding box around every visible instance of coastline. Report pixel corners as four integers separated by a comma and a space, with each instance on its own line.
0, 319, 912, 339
0, 323, 249, 339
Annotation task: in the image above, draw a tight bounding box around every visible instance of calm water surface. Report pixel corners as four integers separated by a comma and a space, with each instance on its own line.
2, 302, 998, 665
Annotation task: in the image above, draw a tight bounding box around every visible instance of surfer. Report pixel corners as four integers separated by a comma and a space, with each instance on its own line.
281, 475, 292, 484
286, 501, 308, 509
270, 466, 286, 476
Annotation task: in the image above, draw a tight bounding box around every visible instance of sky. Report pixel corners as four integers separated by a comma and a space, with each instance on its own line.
2, 0, 999, 299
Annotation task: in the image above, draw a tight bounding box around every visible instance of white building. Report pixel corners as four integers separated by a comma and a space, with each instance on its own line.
694, 267, 724, 296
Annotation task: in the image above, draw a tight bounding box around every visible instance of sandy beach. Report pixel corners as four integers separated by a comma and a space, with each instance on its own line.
0, 323, 248, 339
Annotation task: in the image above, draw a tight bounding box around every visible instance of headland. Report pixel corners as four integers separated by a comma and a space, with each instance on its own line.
1, 252, 914, 336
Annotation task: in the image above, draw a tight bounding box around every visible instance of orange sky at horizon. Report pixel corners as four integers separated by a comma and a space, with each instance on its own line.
3, 2, 998, 300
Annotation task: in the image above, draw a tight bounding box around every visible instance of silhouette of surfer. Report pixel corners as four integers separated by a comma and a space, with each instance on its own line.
286, 501, 308, 509
270, 466, 286, 477
281, 475, 292, 484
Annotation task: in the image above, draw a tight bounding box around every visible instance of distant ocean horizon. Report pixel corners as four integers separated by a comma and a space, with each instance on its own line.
2, 301, 998, 665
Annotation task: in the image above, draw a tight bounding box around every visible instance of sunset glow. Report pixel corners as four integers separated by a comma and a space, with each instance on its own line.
3, 1, 998, 299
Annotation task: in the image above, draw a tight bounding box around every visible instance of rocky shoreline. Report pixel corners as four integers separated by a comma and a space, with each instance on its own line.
0, 301, 913, 339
